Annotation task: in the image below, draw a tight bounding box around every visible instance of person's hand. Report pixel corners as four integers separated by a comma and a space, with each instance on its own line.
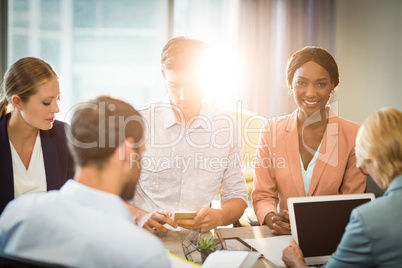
282, 238, 308, 268
264, 210, 291, 235
137, 208, 178, 235
175, 207, 221, 233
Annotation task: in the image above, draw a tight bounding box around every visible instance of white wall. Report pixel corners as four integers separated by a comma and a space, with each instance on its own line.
334, 0, 402, 124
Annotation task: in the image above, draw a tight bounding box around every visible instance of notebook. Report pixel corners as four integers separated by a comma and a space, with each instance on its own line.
287, 193, 375, 266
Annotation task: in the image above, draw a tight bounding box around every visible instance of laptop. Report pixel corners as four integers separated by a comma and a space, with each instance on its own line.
287, 193, 375, 266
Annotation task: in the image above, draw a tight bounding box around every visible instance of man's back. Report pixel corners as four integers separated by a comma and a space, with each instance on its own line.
0, 180, 170, 268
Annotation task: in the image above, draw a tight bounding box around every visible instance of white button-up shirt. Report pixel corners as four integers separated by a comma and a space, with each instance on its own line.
131, 99, 248, 212
0, 180, 170, 268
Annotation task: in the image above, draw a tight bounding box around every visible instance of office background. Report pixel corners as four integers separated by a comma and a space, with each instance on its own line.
0, 0, 401, 124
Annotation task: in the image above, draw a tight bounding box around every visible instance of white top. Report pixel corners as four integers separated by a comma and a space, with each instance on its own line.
9, 133, 47, 198
300, 143, 322, 196
0, 180, 170, 268
131, 98, 248, 212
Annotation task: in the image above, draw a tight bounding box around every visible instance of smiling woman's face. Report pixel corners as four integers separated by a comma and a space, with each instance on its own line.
17, 78, 61, 130
291, 61, 334, 119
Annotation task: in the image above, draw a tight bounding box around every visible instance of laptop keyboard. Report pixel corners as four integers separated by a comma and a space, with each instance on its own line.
309, 263, 326, 267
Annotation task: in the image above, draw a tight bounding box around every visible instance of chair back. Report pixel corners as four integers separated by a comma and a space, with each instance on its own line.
227, 109, 266, 196
0, 253, 69, 268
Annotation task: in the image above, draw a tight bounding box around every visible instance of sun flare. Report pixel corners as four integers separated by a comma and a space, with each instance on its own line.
197, 47, 241, 108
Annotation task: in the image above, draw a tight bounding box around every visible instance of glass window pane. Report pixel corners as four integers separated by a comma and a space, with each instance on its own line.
102, 0, 159, 28
12, 0, 29, 12
40, 38, 60, 69
40, 0, 61, 31
10, 34, 29, 59
73, 0, 97, 28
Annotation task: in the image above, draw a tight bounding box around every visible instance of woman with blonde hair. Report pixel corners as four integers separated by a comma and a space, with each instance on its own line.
0, 57, 74, 214
282, 107, 402, 267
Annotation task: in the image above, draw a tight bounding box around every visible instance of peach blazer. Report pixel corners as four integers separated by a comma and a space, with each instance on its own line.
252, 108, 366, 225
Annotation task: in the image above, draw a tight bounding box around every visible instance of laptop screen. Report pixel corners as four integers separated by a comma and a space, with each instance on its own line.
288, 193, 375, 262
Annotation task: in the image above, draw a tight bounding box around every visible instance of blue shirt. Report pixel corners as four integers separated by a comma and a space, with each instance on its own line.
324, 175, 402, 268
0, 180, 171, 268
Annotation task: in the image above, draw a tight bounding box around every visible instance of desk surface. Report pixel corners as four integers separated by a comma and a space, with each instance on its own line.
158, 226, 278, 268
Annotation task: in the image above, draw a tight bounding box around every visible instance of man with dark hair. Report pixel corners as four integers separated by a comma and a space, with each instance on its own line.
0, 96, 170, 267
127, 37, 248, 233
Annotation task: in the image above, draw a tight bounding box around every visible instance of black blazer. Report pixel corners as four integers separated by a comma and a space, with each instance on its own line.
0, 113, 75, 214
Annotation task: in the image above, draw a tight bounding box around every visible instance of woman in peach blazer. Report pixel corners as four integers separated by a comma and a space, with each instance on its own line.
252, 47, 366, 235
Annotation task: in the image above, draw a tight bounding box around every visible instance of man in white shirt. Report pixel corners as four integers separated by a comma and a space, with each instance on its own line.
128, 37, 248, 234
0, 96, 170, 268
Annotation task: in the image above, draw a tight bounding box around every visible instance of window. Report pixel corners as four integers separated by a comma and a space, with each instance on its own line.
6, 0, 240, 121
8, 0, 169, 121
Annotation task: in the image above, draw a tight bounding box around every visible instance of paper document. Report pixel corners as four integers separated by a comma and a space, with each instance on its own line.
202, 251, 260, 268
244, 235, 292, 268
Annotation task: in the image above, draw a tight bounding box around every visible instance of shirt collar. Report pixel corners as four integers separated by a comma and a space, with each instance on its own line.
59, 180, 132, 222
191, 103, 213, 130
384, 175, 402, 196
161, 95, 211, 131
161, 95, 179, 129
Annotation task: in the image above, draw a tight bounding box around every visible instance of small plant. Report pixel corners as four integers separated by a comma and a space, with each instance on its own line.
197, 236, 218, 251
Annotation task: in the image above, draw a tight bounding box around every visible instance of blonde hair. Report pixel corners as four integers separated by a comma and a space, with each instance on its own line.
0, 57, 58, 119
356, 107, 402, 189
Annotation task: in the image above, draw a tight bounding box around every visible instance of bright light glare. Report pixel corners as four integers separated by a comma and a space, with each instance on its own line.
198, 47, 240, 108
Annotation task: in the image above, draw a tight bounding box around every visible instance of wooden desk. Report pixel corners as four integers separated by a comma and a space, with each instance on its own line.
158, 226, 277, 268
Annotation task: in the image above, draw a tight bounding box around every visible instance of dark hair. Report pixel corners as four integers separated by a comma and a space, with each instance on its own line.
161, 36, 210, 70
67, 96, 144, 169
286, 46, 339, 89
0, 57, 58, 119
